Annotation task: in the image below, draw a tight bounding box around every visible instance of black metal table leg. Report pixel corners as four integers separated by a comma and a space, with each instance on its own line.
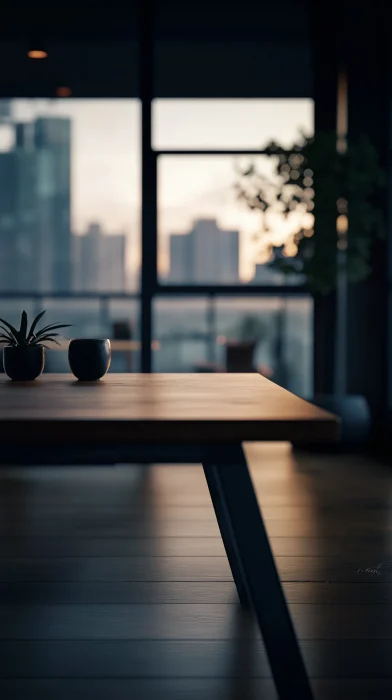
203, 462, 251, 608
203, 444, 314, 700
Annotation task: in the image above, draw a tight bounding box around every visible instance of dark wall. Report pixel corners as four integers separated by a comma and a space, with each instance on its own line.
312, 0, 391, 443
345, 2, 390, 436
311, 0, 339, 397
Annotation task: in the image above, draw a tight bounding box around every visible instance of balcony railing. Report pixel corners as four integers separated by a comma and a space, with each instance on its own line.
0, 292, 313, 398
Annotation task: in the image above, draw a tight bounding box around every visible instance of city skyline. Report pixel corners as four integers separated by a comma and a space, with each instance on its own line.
0, 98, 313, 287
0, 110, 128, 294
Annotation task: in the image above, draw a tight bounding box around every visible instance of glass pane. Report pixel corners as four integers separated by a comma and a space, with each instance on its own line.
0, 98, 140, 294
0, 299, 37, 325
0, 297, 140, 373
153, 295, 313, 397
153, 297, 211, 372
153, 99, 313, 150
158, 154, 307, 285
108, 298, 140, 372
215, 297, 313, 398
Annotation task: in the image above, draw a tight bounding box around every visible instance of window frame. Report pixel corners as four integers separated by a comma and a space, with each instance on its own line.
139, 9, 310, 371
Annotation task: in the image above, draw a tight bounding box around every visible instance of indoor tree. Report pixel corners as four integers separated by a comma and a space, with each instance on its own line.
235, 131, 385, 402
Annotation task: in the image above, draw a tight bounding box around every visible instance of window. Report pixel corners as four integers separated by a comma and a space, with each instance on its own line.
0, 99, 140, 294
158, 154, 304, 284
0, 22, 314, 383
0, 98, 141, 371
153, 99, 313, 151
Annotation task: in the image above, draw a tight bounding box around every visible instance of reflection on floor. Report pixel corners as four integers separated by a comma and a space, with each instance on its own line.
0, 443, 392, 699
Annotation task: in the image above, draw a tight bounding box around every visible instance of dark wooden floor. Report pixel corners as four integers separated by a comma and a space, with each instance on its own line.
1, 443, 392, 699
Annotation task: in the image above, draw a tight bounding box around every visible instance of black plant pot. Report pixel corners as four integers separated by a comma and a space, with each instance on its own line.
3, 346, 45, 381
293, 394, 371, 452
313, 394, 371, 445
68, 339, 111, 381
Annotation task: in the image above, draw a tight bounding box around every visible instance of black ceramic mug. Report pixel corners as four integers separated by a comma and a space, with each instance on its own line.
68, 339, 111, 381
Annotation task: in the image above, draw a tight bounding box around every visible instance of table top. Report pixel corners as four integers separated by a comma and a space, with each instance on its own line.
0, 374, 338, 444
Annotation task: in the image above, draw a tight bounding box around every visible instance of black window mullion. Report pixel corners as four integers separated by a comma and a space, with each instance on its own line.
140, 0, 156, 372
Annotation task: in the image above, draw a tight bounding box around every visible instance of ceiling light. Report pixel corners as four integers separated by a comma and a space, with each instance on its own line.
28, 39, 48, 59
56, 86, 72, 97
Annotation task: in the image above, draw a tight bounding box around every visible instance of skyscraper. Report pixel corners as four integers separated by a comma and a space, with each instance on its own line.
216, 227, 239, 283
169, 233, 191, 282
100, 234, 126, 291
0, 117, 72, 293
73, 223, 101, 292
0, 123, 39, 292
168, 219, 239, 283
191, 219, 220, 283
73, 223, 126, 292
0, 151, 17, 291
15, 122, 40, 291
35, 117, 71, 292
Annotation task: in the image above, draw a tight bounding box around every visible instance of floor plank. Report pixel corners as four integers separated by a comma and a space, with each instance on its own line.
2, 518, 391, 537
3, 503, 392, 520
0, 535, 390, 557
0, 554, 390, 582
0, 580, 391, 605
2, 679, 392, 700
2, 638, 392, 678
2, 602, 392, 640
1, 444, 392, 697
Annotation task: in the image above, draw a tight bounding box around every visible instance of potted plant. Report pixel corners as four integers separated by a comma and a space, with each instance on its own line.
0, 310, 71, 380
235, 132, 386, 443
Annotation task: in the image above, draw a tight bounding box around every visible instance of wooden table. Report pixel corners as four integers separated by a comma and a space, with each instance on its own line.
0, 374, 338, 699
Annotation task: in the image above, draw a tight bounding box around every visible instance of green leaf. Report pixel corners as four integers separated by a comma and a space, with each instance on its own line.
26, 310, 46, 343
0, 318, 20, 343
33, 334, 62, 346
34, 323, 71, 339
0, 333, 16, 345
19, 310, 28, 343
36, 333, 61, 339
0, 326, 16, 341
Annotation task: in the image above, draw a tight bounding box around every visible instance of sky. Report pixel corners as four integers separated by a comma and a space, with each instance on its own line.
0, 98, 313, 286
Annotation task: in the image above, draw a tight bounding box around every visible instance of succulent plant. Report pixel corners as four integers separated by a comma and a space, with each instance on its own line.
0, 310, 71, 348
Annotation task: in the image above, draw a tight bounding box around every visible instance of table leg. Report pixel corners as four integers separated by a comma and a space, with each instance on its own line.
203, 444, 313, 700
203, 462, 251, 608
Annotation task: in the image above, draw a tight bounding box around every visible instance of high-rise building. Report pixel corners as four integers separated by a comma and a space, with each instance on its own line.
191, 219, 220, 283
100, 234, 126, 291
0, 123, 40, 292
35, 117, 71, 292
15, 123, 40, 291
216, 227, 239, 283
73, 223, 126, 292
169, 233, 191, 282
73, 223, 101, 292
0, 117, 72, 293
168, 219, 239, 283
0, 151, 17, 291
